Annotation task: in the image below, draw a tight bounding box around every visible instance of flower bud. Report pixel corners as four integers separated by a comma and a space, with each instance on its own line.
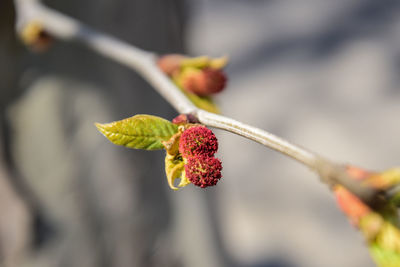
334, 185, 370, 226
179, 126, 218, 157
157, 54, 186, 76
181, 67, 227, 96
185, 156, 222, 188
158, 54, 228, 97
20, 21, 53, 52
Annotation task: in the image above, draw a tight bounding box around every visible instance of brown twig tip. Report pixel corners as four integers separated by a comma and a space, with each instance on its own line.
316, 161, 379, 204
19, 21, 54, 52
316, 161, 400, 209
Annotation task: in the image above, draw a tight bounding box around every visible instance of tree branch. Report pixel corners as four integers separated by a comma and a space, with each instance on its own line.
196, 110, 317, 168
13, 0, 382, 205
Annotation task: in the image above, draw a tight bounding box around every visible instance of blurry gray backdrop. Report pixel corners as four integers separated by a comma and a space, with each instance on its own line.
1, 0, 400, 267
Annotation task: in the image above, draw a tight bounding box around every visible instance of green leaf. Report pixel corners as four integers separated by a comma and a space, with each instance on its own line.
181, 56, 210, 69
95, 114, 178, 150
358, 208, 400, 267
369, 243, 400, 267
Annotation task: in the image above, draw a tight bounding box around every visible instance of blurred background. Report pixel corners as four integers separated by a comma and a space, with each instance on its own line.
1, 0, 400, 266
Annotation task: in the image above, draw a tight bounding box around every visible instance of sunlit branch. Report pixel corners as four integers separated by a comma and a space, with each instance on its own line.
13, 0, 382, 205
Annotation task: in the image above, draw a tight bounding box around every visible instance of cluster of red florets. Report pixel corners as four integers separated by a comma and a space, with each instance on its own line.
179, 126, 222, 188
179, 126, 218, 157
185, 156, 222, 188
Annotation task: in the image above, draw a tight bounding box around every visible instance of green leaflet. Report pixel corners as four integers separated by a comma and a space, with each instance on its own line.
358, 206, 400, 267
184, 90, 220, 114
163, 130, 191, 190
165, 153, 190, 190
369, 243, 400, 267
180, 55, 228, 70
180, 56, 210, 69
95, 114, 178, 150
390, 193, 400, 207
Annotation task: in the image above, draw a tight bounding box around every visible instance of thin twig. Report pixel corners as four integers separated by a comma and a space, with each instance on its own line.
13, 0, 381, 204
196, 110, 317, 168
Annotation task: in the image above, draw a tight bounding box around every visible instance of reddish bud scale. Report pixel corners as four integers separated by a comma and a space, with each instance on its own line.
185, 156, 222, 188
179, 126, 218, 157
346, 165, 372, 181
334, 186, 371, 226
182, 68, 227, 96
202, 68, 227, 94
157, 54, 186, 76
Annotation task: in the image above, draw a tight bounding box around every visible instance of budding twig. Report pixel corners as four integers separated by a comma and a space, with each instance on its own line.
13, 0, 381, 204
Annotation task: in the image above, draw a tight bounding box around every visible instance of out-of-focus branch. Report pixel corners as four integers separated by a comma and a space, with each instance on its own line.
14, 0, 196, 114
13, 0, 383, 205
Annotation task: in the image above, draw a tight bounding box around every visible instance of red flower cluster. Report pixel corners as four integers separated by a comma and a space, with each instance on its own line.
185, 156, 222, 188
179, 126, 218, 157
179, 126, 222, 188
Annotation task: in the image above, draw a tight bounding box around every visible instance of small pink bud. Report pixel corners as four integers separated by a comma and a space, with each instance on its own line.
179, 126, 218, 157
185, 156, 222, 188
157, 54, 186, 76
